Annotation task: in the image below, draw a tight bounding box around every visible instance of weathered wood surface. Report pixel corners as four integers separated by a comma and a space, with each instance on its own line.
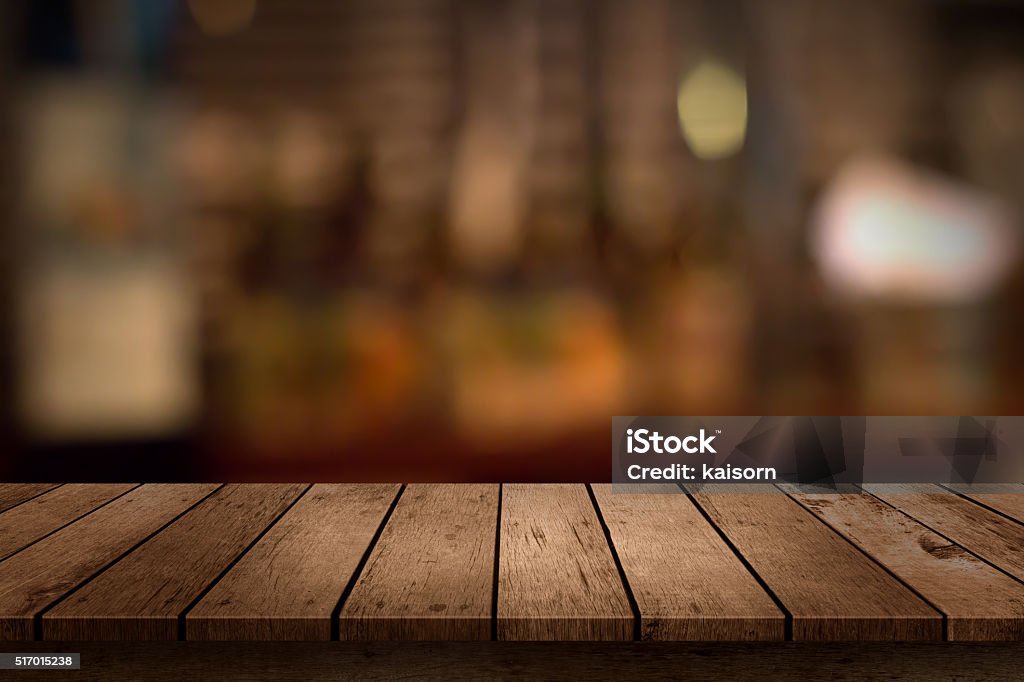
690, 487, 942, 640
0, 484, 219, 640
43, 484, 307, 640
944, 484, 1024, 524
338, 484, 498, 640
0, 483, 1021, 642
188, 484, 400, 641
592, 484, 784, 640
866, 484, 1024, 583
0, 484, 61, 514
498, 484, 633, 641
0, 484, 137, 561
786, 486, 1024, 640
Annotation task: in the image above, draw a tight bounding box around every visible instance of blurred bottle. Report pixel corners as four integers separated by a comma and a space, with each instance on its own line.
15, 79, 199, 476
13, 3, 198, 478
448, 0, 539, 280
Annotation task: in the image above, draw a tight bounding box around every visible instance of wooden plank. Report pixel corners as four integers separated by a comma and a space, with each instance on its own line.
690, 487, 942, 640
945, 484, 1024, 524
338, 484, 498, 640
43, 484, 308, 641
187, 484, 400, 641
499, 484, 633, 641
787, 486, 1024, 640
866, 484, 1024, 583
592, 485, 784, 640
0, 484, 137, 561
0, 484, 218, 640
0, 484, 60, 514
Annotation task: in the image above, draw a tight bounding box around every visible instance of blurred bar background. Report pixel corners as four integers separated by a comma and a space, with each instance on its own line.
1, 0, 1023, 482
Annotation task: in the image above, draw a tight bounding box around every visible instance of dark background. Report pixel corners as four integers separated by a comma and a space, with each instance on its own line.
1, 0, 1023, 482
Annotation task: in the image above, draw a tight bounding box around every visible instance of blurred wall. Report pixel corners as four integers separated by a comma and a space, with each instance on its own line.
4, 0, 1024, 482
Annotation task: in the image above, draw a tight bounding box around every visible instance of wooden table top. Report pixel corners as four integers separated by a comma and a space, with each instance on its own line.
0, 482, 1022, 643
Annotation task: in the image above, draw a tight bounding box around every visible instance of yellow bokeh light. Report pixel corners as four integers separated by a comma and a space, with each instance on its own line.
677, 59, 748, 160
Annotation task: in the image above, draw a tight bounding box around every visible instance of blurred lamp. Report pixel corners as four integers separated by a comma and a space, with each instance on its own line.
811, 157, 1020, 303
677, 58, 748, 160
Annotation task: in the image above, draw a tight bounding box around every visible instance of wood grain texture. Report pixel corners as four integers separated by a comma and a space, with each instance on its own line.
945, 484, 1024, 524
866, 484, 1024, 583
338, 484, 498, 640
0, 484, 218, 640
691, 488, 942, 640
592, 485, 784, 641
499, 484, 633, 641
787, 486, 1024, 640
4, 483, 1023, 645
0, 484, 60, 514
0, 484, 137, 560
43, 484, 307, 641
187, 484, 400, 641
